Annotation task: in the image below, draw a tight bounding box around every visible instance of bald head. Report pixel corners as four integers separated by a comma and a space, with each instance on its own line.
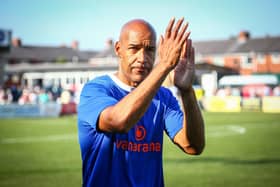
114, 19, 157, 87
119, 19, 156, 42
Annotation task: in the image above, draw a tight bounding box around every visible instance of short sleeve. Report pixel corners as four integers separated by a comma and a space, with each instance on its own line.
78, 80, 118, 130
163, 89, 183, 140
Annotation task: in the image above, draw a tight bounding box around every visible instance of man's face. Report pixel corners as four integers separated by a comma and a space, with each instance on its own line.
115, 25, 156, 87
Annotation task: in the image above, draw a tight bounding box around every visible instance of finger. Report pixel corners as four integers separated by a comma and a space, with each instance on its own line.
159, 35, 164, 45
186, 39, 192, 60
158, 35, 164, 54
171, 17, 184, 39
179, 31, 191, 46
176, 22, 189, 42
165, 17, 175, 38
180, 40, 187, 59
190, 47, 195, 65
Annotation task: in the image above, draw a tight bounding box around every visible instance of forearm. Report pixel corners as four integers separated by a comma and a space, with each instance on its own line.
179, 88, 205, 154
99, 63, 171, 133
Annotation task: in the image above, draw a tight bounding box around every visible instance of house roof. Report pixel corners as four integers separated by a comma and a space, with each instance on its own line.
235, 36, 280, 53
2, 34, 280, 63
2, 45, 98, 62
94, 46, 117, 58
193, 36, 280, 55
193, 39, 236, 55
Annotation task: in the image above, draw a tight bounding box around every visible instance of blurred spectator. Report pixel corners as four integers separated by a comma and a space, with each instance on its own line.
231, 88, 241, 96
10, 85, 21, 103
216, 87, 232, 97
216, 88, 226, 97
263, 86, 271, 96
273, 85, 280, 96
38, 89, 49, 104
47, 91, 54, 102
29, 90, 38, 104
52, 84, 63, 100
60, 90, 72, 104
0, 83, 83, 105
5, 89, 13, 104
18, 88, 30, 105
0, 88, 5, 104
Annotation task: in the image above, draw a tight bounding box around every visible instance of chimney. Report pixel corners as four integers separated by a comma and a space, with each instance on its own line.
71, 40, 79, 50
12, 38, 22, 47
238, 31, 250, 43
60, 44, 67, 48
105, 38, 113, 49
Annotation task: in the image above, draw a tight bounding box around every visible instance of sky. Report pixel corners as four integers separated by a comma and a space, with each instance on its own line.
1, 0, 280, 51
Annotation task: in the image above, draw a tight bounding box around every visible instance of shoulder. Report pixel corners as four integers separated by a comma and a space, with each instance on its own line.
156, 86, 179, 104
88, 74, 111, 86
81, 75, 113, 96
157, 86, 175, 99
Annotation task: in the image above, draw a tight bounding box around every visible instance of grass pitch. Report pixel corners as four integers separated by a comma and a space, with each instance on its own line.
0, 112, 279, 187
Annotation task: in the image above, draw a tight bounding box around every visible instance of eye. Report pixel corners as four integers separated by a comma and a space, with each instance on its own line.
129, 46, 138, 50
146, 46, 155, 53
128, 46, 139, 53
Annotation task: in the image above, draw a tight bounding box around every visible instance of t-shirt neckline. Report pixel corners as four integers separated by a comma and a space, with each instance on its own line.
108, 73, 135, 92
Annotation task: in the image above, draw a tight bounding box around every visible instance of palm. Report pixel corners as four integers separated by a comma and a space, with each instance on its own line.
172, 40, 195, 91
174, 59, 194, 91
157, 18, 194, 91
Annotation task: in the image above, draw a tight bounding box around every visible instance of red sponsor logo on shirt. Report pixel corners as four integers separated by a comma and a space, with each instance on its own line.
135, 125, 146, 141
115, 140, 161, 152
115, 125, 161, 152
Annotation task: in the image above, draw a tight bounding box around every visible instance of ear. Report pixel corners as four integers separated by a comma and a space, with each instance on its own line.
114, 41, 122, 58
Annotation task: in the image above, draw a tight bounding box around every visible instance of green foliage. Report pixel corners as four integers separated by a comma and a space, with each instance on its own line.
0, 113, 279, 187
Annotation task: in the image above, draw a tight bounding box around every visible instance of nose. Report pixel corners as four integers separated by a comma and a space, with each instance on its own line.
137, 48, 146, 63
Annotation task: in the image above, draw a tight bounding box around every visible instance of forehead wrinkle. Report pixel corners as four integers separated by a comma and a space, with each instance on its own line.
128, 39, 154, 46
142, 40, 153, 47
122, 32, 156, 49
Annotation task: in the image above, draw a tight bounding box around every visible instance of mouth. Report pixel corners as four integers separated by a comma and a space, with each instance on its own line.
132, 67, 148, 74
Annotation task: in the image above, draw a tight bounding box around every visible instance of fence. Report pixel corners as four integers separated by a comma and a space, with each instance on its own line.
0, 102, 77, 118
202, 96, 280, 113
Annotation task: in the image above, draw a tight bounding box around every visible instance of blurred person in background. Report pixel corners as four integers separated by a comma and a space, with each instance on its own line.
38, 88, 49, 104
18, 88, 30, 105
273, 85, 280, 96
0, 88, 5, 104
78, 17, 205, 187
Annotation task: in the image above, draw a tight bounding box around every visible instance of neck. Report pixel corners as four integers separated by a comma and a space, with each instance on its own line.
115, 72, 140, 87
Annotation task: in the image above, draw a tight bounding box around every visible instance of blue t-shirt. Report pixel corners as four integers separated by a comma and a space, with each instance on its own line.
78, 74, 183, 187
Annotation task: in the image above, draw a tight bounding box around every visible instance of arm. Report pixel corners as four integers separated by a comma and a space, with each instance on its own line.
98, 18, 190, 133
173, 40, 205, 155
174, 88, 205, 155
99, 62, 171, 133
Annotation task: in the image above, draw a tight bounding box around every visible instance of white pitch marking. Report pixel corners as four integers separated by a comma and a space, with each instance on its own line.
0, 134, 77, 144
227, 125, 246, 134
207, 125, 246, 138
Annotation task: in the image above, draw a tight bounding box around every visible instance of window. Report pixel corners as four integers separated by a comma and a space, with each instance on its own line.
213, 55, 224, 66
271, 53, 280, 64
257, 54, 265, 64
241, 55, 253, 68
247, 57, 252, 64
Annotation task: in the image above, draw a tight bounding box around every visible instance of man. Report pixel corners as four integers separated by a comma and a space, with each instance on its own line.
78, 17, 205, 187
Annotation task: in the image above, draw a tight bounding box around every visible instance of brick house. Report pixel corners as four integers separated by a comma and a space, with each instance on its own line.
193, 31, 280, 76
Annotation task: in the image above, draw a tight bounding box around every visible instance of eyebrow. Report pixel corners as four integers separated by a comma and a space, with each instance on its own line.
128, 43, 156, 49
128, 43, 141, 47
